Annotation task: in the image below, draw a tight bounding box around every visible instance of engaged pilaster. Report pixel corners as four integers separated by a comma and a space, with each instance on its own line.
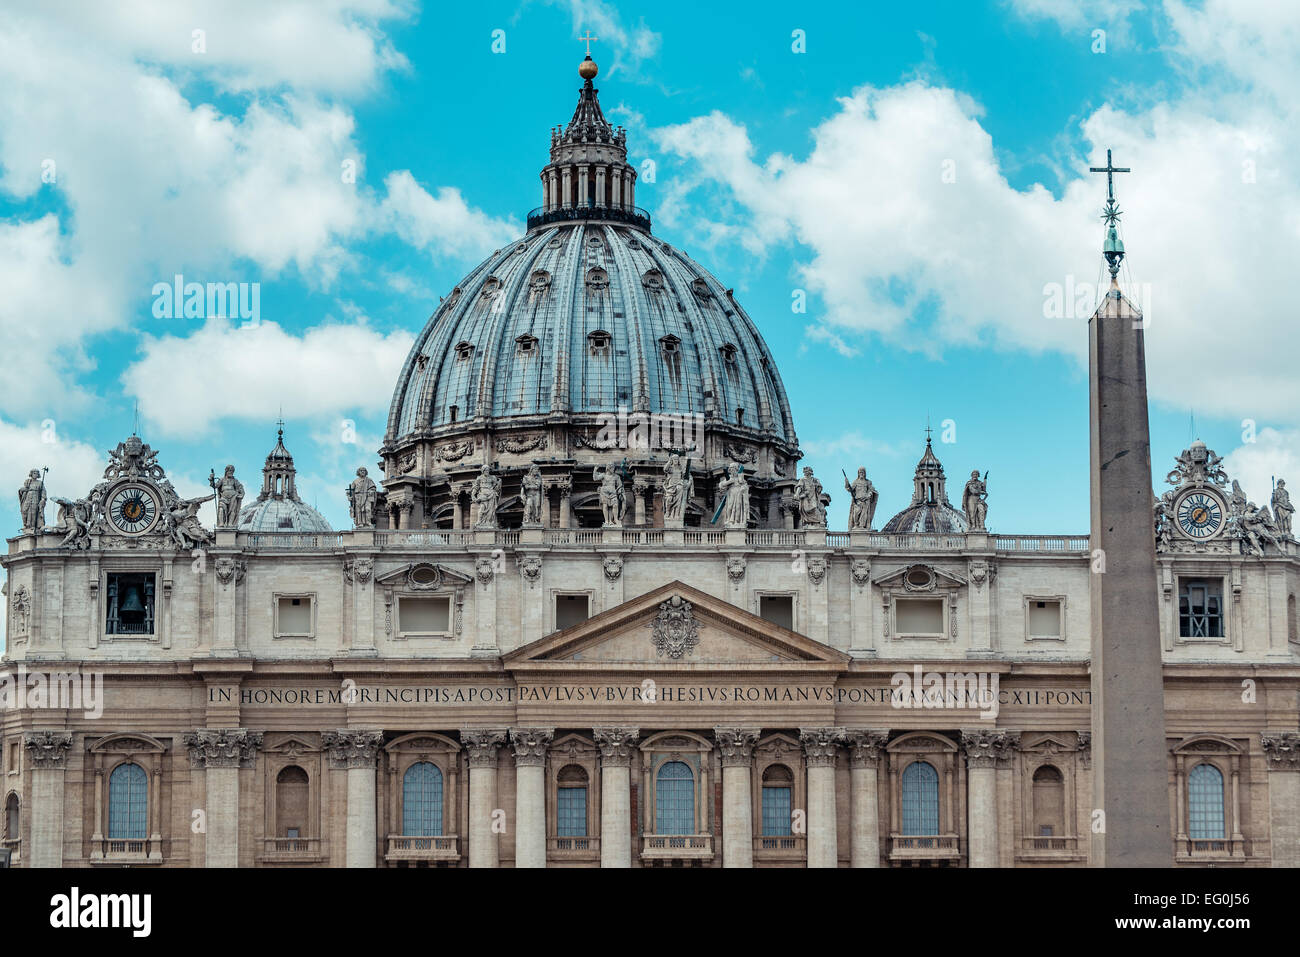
1261, 732, 1300, 867
961, 729, 1019, 868
800, 728, 845, 868
462, 729, 508, 868
322, 730, 383, 868
845, 729, 889, 868
186, 728, 263, 868
715, 728, 760, 868
594, 727, 639, 868
24, 731, 73, 868
511, 728, 554, 868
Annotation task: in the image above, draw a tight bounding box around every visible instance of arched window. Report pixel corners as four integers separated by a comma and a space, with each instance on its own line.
655, 761, 695, 834
402, 762, 444, 837
901, 761, 939, 835
761, 765, 793, 836
108, 763, 147, 840
556, 764, 588, 837
1188, 763, 1225, 840
1032, 765, 1064, 837
276, 766, 309, 838
4, 792, 18, 841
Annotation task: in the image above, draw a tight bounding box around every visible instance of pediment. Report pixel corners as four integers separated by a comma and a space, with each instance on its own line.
375, 562, 472, 590
872, 562, 967, 591
504, 580, 850, 669
1020, 733, 1076, 754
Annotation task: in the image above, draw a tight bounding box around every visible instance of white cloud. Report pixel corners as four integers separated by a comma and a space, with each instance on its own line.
0, 418, 109, 514
649, 10, 1300, 423
380, 171, 521, 261
1222, 428, 1300, 508
548, 0, 661, 78
121, 317, 413, 437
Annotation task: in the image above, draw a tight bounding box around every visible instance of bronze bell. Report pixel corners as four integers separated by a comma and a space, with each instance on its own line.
120, 586, 145, 615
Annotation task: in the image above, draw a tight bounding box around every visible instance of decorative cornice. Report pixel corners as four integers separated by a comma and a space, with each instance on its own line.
321, 729, 383, 769
714, 728, 760, 767
799, 727, 845, 767
593, 727, 640, 767
844, 729, 890, 768
24, 730, 73, 769
185, 728, 264, 769
510, 728, 554, 768
1261, 731, 1300, 771
461, 729, 508, 768
961, 729, 1020, 768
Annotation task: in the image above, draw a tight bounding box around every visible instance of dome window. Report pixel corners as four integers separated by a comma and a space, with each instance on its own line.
588, 330, 611, 355
449, 405, 459, 423
690, 277, 713, 300
659, 335, 681, 357
516, 334, 539, 356
720, 343, 738, 364
585, 266, 610, 291
642, 268, 665, 291
529, 269, 552, 291
455, 341, 474, 361
480, 276, 503, 301
416, 354, 429, 371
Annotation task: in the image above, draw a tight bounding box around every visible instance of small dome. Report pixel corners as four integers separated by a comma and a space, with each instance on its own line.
880, 437, 970, 534
237, 426, 333, 533
238, 497, 332, 532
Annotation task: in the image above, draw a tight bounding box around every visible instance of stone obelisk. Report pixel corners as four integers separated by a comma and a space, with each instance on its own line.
1087, 150, 1171, 866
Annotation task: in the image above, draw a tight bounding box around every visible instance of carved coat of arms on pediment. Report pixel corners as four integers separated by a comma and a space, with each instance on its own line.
648, 595, 700, 659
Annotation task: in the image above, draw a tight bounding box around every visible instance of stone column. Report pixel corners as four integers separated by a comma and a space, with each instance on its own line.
185, 728, 263, 868
848, 560, 874, 654
558, 480, 572, 529
962, 729, 1018, 868
578, 165, 589, 207
24, 731, 72, 868
322, 730, 383, 868
561, 168, 572, 208
594, 727, 639, 867
715, 728, 759, 868
845, 730, 889, 867
595, 166, 606, 207
611, 168, 623, 209
462, 729, 507, 868
1262, 732, 1300, 866
511, 728, 553, 868
800, 728, 844, 868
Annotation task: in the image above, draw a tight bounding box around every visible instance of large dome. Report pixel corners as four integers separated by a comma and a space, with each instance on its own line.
376, 57, 802, 532
385, 222, 795, 441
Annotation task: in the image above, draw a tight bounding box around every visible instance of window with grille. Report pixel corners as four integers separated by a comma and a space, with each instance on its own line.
1179, 579, 1224, 638
901, 761, 939, 835
761, 765, 793, 836
655, 761, 695, 834
108, 763, 147, 840
1188, 763, 1225, 840
402, 762, 444, 837
557, 765, 589, 837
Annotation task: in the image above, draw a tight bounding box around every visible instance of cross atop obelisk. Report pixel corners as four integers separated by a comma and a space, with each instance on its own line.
1090, 148, 1131, 278
1089, 148, 1129, 206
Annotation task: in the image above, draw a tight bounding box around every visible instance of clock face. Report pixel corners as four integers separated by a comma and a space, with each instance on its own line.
109, 484, 160, 534
1176, 490, 1225, 540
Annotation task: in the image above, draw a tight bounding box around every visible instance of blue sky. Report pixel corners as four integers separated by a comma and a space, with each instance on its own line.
2, 0, 1298, 561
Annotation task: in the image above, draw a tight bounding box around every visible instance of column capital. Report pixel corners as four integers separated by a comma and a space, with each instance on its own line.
321, 729, 383, 769
961, 729, 1020, 769
462, 729, 508, 768
1261, 731, 1300, 771
510, 728, 554, 768
714, 728, 760, 767
24, 730, 73, 769
593, 727, 640, 767
844, 729, 890, 768
185, 728, 263, 769
799, 727, 846, 767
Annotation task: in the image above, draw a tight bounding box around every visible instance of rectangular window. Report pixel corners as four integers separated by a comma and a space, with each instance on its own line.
896, 598, 944, 637
759, 595, 794, 630
1179, 579, 1224, 638
276, 596, 313, 637
555, 595, 590, 631
286, 827, 299, 839
105, 572, 156, 636
7, 741, 17, 773
761, 787, 793, 836
1028, 600, 1062, 638
398, 596, 451, 635
557, 787, 587, 837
